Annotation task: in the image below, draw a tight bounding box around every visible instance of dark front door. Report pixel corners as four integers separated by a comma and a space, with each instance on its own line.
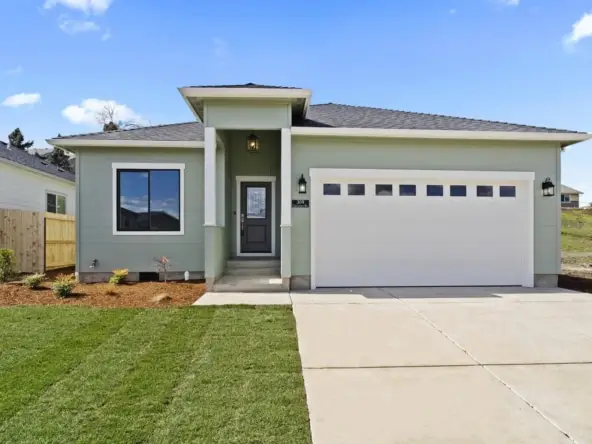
240, 182, 272, 254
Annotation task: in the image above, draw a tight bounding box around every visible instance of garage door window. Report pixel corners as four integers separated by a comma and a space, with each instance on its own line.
375, 184, 393, 196
427, 185, 444, 197
477, 185, 494, 197
500, 186, 516, 198
348, 184, 365, 196
399, 185, 416, 196
323, 184, 341, 196
450, 185, 467, 197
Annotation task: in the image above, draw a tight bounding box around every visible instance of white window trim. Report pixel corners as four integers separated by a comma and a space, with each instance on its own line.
561, 194, 571, 203
310, 168, 535, 289
46, 190, 67, 215
236, 176, 276, 257
112, 162, 185, 236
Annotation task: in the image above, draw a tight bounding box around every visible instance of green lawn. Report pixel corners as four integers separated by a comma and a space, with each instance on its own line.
562, 210, 592, 254
0, 306, 312, 444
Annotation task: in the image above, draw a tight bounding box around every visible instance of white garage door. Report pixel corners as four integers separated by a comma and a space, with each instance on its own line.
311, 169, 534, 288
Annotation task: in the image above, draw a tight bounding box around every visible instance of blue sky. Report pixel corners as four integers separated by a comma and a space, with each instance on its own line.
1, 0, 592, 199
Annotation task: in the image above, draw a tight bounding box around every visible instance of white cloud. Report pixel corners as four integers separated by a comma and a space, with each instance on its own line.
564, 12, 592, 46
59, 17, 100, 34
501, 0, 519, 5
43, 0, 113, 15
2, 93, 41, 107
101, 28, 112, 41
62, 99, 146, 126
4, 65, 23, 76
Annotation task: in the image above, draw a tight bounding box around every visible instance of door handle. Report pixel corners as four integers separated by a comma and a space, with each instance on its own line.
240, 213, 245, 236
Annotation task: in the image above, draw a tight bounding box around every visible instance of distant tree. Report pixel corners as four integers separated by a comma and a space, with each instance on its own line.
103, 121, 120, 132
8, 128, 34, 150
96, 103, 143, 132
46, 148, 73, 172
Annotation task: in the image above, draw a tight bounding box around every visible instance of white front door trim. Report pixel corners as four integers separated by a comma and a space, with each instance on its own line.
236, 175, 277, 257
310, 168, 535, 289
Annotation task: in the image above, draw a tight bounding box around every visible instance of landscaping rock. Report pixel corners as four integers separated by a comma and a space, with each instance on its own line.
152, 293, 172, 303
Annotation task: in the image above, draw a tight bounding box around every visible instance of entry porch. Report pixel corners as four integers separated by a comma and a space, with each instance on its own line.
203, 128, 293, 291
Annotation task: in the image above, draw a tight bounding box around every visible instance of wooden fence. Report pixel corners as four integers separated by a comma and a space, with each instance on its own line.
45, 213, 76, 271
0, 209, 76, 273
0, 209, 44, 273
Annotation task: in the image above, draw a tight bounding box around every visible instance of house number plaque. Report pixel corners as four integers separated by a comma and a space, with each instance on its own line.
292, 200, 310, 208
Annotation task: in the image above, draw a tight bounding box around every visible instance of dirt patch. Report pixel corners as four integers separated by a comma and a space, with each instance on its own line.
0, 280, 206, 308
559, 272, 592, 294
44, 267, 76, 280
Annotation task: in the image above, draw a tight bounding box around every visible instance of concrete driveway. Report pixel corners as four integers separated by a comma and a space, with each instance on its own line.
292, 287, 592, 444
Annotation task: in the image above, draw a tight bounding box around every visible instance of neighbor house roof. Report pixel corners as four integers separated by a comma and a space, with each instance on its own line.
0, 141, 75, 182
48, 102, 586, 143
561, 185, 583, 195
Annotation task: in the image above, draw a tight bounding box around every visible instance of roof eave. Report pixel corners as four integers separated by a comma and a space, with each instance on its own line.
47, 139, 204, 149
291, 127, 592, 145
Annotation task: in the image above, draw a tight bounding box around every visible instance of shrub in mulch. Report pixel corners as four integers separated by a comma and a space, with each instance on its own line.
0, 280, 206, 308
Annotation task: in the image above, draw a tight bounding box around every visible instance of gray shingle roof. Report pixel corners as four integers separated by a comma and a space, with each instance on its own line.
0, 142, 75, 182
51, 103, 583, 143
295, 103, 581, 134
54, 121, 203, 141
561, 185, 583, 195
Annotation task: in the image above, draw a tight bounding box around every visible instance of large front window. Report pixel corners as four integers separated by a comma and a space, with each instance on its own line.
114, 163, 184, 234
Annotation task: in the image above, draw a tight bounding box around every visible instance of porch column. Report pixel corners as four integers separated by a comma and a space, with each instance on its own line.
204, 127, 220, 288
204, 127, 217, 226
280, 128, 292, 288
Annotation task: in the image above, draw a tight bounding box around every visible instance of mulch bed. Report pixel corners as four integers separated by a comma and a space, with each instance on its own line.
559, 272, 592, 294
0, 280, 207, 308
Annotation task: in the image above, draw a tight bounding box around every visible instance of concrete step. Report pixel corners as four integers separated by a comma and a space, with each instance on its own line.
226, 259, 280, 269
225, 267, 280, 276
212, 275, 287, 293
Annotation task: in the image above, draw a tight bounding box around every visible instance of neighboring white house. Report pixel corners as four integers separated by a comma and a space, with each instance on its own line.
0, 141, 75, 216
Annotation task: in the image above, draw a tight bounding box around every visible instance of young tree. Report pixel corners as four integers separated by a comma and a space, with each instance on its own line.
46, 148, 73, 172
8, 128, 34, 150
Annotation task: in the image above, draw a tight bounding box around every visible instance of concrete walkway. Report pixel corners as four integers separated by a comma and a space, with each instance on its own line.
193, 292, 291, 305
293, 287, 592, 444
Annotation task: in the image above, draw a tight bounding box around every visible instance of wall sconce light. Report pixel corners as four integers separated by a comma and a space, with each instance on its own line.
298, 174, 307, 194
246, 133, 259, 153
542, 178, 555, 197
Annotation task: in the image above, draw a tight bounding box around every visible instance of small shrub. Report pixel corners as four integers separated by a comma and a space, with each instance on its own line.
52, 274, 76, 298
154, 256, 170, 282
109, 268, 129, 285
0, 249, 17, 283
23, 273, 45, 289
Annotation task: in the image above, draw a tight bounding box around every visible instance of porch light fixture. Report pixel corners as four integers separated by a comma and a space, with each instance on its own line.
542, 178, 555, 197
246, 133, 259, 153
298, 174, 307, 194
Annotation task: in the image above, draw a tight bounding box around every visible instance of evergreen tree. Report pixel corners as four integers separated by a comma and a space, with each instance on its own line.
8, 128, 34, 150
47, 148, 73, 172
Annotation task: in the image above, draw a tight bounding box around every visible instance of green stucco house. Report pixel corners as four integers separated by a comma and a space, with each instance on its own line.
48, 83, 591, 291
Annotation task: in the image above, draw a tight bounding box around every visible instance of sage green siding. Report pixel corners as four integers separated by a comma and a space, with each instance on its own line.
77, 147, 204, 273
291, 137, 561, 277
204, 100, 291, 129
226, 130, 281, 257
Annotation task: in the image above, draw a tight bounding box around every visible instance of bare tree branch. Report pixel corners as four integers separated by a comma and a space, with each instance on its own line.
95, 103, 144, 132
